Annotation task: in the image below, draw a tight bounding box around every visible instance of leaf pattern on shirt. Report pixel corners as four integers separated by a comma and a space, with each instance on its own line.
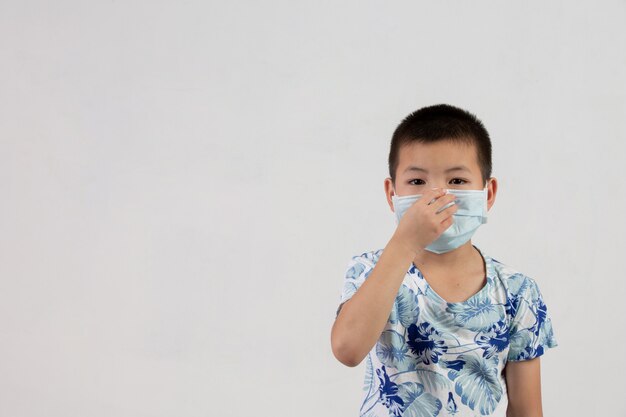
337, 245, 558, 416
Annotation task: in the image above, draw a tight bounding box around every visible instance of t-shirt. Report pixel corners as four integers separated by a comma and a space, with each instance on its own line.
335, 244, 558, 417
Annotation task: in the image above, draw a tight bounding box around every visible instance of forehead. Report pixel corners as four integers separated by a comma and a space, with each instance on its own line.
397, 140, 480, 174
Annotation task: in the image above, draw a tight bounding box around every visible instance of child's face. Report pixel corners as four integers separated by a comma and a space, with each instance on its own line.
385, 139, 497, 211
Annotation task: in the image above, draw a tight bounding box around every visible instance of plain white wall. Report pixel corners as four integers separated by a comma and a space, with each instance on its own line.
1, 1, 625, 416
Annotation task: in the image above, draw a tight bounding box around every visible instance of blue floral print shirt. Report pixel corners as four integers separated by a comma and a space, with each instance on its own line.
335, 244, 558, 417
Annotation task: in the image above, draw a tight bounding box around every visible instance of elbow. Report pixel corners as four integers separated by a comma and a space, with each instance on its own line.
332, 344, 361, 367
331, 326, 364, 367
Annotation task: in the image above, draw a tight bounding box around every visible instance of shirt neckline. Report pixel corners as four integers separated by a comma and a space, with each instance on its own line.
410, 244, 494, 305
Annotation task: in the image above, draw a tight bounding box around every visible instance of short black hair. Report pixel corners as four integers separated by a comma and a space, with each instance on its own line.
388, 103, 492, 187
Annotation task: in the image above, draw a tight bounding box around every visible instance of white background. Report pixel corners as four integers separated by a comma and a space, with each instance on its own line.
1, 1, 625, 416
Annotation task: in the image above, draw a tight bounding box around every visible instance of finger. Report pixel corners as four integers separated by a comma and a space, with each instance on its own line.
436, 198, 459, 218
423, 188, 447, 205
431, 193, 458, 213
439, 215, 454, 228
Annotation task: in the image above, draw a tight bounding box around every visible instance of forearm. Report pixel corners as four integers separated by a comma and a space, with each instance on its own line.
331, 235, 419, 366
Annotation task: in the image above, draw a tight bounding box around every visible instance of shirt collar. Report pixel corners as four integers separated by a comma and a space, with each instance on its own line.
408, 244, 495, 283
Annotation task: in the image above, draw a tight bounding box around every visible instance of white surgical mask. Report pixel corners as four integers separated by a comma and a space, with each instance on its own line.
391, 187, 488, 254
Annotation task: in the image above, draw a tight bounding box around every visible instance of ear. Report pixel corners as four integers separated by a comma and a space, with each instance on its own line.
486, 177, 498, 211
384, 177, 396, 212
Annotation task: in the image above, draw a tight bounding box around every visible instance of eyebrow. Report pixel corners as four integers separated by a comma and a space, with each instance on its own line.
403, 165, 471, 174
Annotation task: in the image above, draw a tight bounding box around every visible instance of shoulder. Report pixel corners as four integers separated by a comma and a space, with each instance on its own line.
488, 255, 542, 298
347, 248, 384, 269
338, 248, 385, 311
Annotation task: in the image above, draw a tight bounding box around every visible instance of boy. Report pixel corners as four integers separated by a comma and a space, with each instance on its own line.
330, 104, 558, 417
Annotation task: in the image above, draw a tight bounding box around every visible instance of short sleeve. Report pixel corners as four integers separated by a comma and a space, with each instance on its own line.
335, 255, 374, 319
507, 276, 558, 362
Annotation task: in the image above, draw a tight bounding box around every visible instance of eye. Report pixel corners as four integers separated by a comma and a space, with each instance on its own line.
410, 179, 467, 185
